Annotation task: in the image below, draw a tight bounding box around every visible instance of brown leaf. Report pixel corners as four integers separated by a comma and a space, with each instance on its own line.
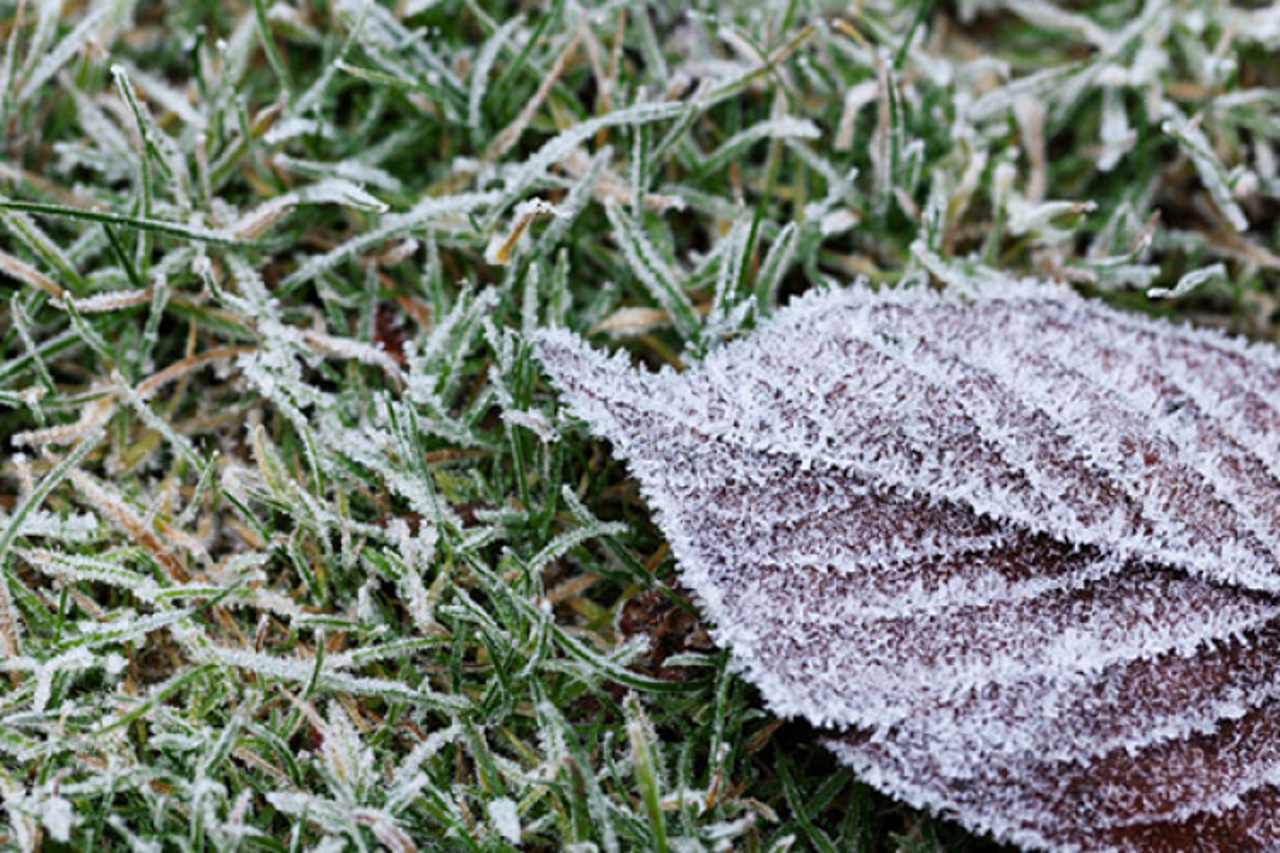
537, 281, 1280, 853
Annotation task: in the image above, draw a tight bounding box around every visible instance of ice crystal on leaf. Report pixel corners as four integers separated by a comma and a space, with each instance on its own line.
537, 281, 1280, 853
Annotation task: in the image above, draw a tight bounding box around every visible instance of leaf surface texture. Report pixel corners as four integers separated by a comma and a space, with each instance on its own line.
538, 282, 1280, 853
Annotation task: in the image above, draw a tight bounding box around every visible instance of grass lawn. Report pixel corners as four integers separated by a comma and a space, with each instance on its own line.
1, 0, 1278, 850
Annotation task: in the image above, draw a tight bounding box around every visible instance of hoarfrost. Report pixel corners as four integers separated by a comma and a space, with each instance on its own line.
537, 281, 1280, 853
1147, 263, 1227, 299
1161, 106, 1250, 233
487, 796, 521, 844
40, 794, 74, 842
0, 510, 97, 542
322, 701, 375, 803
502, 409, 558, 443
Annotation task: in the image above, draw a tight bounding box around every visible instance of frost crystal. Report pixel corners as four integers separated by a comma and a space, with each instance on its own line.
487, 796, 521, 844
40, 794, 75, 842
537, 281, 1280, 853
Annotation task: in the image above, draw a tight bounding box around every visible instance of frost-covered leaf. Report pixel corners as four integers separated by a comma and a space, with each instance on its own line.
537, 281, 1280, 853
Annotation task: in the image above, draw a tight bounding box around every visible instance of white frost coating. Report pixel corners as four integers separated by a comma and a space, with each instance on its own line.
322, 701, 375, 801
536, 281, 1280, 853
1147, 263, 1227, 299
40, 794, 74, 842
1161, 106, 1250, 233
484, 198, 566, 266
835, 80, 879, 151
202, 646, 468, 711
494, 101, 687, 212
502, 409, 558, 443
273, 154, 404, 193
1097, 86, 1135, 172
817, 209, 860, 237
1238, 5, 1280, 49
32, 647, 96, 713
0, 510, 97, 542
703, 117, 821, 169
469, 19, 520, 133
487, 796, 521, 844
282, 191, 503, 288
230, 178, 390, 238
17, 6, 110, 102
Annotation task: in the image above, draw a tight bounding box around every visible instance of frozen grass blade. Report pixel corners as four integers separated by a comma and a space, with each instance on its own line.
16, 4, 110, 103
603, 202, 700, 341
627, 693, 669, 853
0, 434, 102, 657
0, 200, 252, 247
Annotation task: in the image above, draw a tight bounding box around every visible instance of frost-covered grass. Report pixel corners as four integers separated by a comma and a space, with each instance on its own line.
0, 0, 1278, 851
